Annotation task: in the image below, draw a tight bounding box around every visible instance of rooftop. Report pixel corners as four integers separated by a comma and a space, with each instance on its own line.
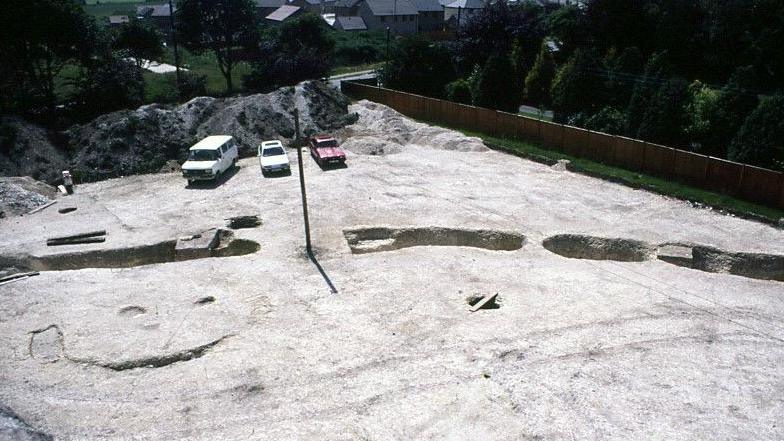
364, 0, 419, 16
265, 4, 302, 20
335, 15, 368, 30
189, 135, 233, 150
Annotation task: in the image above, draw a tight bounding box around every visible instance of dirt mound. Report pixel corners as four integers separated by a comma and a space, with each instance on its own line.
342, 101, 487, 155
0, 117, 68, 183
65, 81, 357, 181
0, 177, 57, 218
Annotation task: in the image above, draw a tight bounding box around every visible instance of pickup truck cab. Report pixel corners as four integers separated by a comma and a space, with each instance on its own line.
309, 135, 346, 166
182, 135, 239, 185
258, 140, 290, 175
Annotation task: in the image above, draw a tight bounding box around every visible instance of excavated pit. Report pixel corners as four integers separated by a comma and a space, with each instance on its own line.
663, 245, 784, 282
343, 227, 525, 254
542, 234, 656, 262
1, 231, 259, 273
28, 324, 231, 371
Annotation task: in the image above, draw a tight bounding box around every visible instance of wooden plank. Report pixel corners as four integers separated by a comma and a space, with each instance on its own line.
47, 230, 106, 242
47, 237, 106, 246
470, 292, 499, 312
0, 272, 40, 286
26, 200, 57, 215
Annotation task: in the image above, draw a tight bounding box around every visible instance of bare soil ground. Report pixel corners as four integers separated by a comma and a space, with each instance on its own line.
1, 100, 783, 440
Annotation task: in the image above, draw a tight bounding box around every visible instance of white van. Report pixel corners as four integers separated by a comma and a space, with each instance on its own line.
181, 136, 239, 185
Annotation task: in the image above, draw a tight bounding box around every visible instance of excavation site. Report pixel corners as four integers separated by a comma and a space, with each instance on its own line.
1, 98, 783, 441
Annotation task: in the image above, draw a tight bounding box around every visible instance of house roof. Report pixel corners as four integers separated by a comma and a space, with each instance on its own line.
335, 15, 367, 30
364, 0, 419, 16
108, 15, 130, 24
137, 4, 174, 17
444, 0, 484, 9
413, 0, 442, 11
256, 0, 287, 8
266, 4, 302, 21
334, 0, 362, 8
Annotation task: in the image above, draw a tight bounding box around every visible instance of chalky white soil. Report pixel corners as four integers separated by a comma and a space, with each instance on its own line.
1, 101, 783, 440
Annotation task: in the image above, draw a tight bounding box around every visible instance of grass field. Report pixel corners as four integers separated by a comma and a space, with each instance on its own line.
83, 0, 161, 18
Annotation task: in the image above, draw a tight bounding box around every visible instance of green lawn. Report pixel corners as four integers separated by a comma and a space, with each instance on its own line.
422, 121, 784, 222
329, 62, 384, 77
83, 0, 160, 18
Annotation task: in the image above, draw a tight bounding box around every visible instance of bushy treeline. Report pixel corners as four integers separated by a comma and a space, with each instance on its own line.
382, 0, 784, 170
0, 0, 359, 126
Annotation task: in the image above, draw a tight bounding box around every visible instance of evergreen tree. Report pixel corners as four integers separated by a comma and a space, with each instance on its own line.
473, 53, 519, 113
524, 42, 556, 108
729, 93, 784, 171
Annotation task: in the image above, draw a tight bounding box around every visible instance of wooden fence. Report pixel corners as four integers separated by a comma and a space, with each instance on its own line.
341, 81, 784, 210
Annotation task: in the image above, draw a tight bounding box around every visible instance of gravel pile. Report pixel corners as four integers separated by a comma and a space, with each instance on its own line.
0, 177, 57, 218
341, 100, 487, 155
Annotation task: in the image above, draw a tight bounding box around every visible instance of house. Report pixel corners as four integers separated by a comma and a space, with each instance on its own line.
136, 4, 174, 36
333, 15, 368, 31
265, 5, 304, 22
358, 0, 419, 34
334, 0, 363, 16
107, 15, 130, 27
256, 0, 288, 18
412, 0, 443, 32
289, 0, 337, 13
443, 0, 483, 27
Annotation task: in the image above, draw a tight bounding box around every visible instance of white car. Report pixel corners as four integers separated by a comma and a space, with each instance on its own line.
258, 140, 290, 175
181, 136, 239, 185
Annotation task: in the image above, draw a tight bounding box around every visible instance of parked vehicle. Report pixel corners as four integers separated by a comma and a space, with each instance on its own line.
258, 140, 291, 175
181, 136, 239, 185
308, 135, 346, 166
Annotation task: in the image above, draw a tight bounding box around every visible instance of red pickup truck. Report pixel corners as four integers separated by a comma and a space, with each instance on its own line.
309, 135, 346, 166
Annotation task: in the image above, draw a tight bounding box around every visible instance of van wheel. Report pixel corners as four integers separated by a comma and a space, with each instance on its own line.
187, 179, 194, 186
232, 158, 238, 169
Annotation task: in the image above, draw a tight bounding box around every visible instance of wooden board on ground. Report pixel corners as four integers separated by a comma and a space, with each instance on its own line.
470, 292, 498, 312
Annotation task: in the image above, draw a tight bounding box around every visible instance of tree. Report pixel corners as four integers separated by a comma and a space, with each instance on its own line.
635, 77, 689, 146
550, 49, 602, 123
0, 0, 96, 118
113, 21, 164, 68
445, 79, 472, 105
244, 14, 335, 92
456, 0, 546, 76
381, 36, 455, 99
73, 56, 146, 118
584, 106, 626, 135
626, 51, 670, 136
682, 80, 720, 154
728, 93, 784, 170
524, 42, 556, 108
473, 52, 519, 113
709, 66, 760, 156
177, 0, 258, 93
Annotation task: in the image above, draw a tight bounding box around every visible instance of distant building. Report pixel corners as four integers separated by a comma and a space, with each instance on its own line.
443, 0, 483, 27
108, 15, 130, 27
412, 0, 443, 32
256, 0, 288, 18
333, 15, 368, 30
334, 0, 363, 16
265, 4, 304, 22
136, 4, 174, 37
358, 0, 419, 34
289, 0, 337, 13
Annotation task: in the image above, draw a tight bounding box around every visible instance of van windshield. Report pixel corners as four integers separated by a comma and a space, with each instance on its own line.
188, 150, 219, 161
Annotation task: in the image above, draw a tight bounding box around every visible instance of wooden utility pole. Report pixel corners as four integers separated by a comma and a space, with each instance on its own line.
293, 109, 312, 253
167, 0, 182, 89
